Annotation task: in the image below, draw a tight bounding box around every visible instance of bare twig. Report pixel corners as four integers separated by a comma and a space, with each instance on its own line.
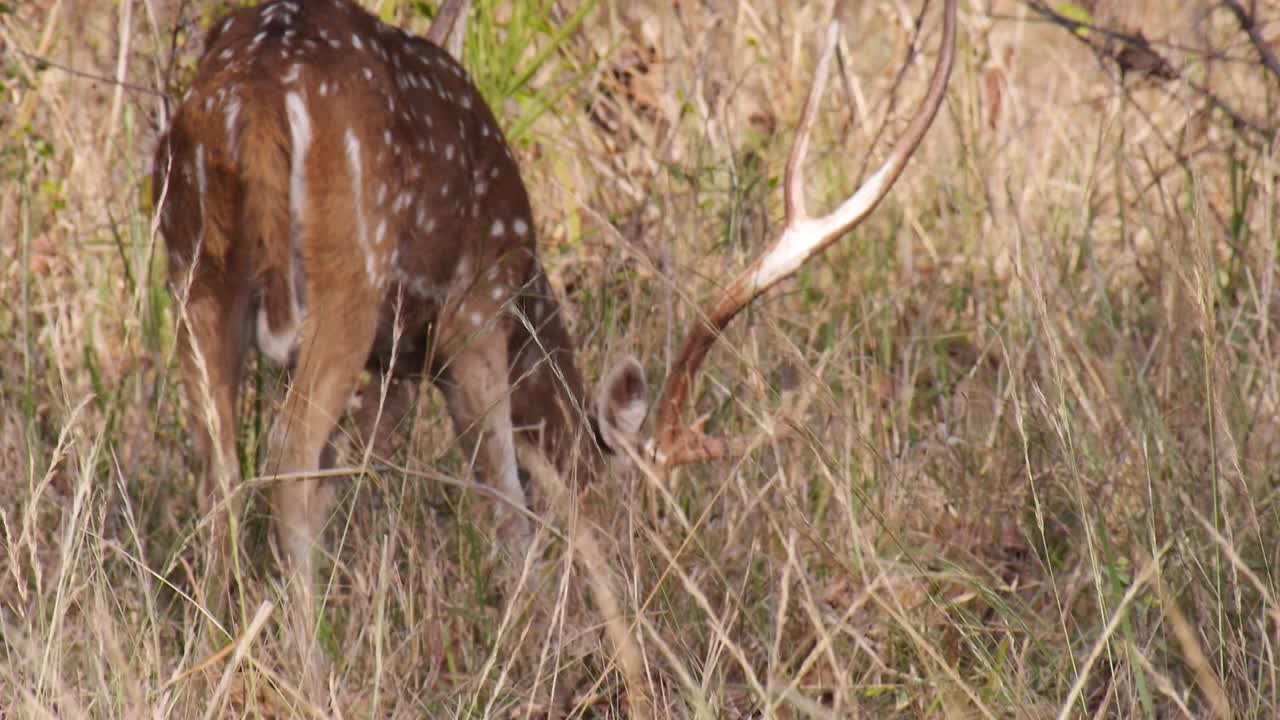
425, 0, 470, 59
1025, 1, 1177, 81
1221, 0, 1280, 83
7, 46, 165, 99
1023, 0, 1274, 145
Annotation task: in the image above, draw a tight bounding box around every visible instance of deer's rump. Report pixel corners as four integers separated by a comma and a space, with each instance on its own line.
154, 0, 541, 375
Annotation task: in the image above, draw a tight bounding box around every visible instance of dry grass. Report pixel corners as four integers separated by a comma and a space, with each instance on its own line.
3, 0, 1280, 717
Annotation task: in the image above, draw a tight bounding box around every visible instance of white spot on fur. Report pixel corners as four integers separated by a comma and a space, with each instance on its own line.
344, 128, 375, 285
194, 144, 207, 198
285, 91, 313, 222
491, 220, 504, 237
193, 144, 207, 250
455, 255, 473, 281
225, 95, 242, 153
513, 218, 528, 236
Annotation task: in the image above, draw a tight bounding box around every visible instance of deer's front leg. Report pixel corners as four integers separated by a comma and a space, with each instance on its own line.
439, 319, 533, 557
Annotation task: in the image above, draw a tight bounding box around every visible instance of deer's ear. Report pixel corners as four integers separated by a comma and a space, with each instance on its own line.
595, 356, 648, 453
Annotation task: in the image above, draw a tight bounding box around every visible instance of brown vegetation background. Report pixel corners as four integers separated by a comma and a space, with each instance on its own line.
2, 0, 1279, 717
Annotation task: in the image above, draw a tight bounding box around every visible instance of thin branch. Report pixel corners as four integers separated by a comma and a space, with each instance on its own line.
7, 46, 166, 98
1221, 0, 1280, 83
1023, 0, 1274, 145
425, 0, 470, 59
1025, 1, 1176, 80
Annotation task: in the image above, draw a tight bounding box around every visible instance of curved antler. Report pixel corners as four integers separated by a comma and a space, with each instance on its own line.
651, 0, 958, 467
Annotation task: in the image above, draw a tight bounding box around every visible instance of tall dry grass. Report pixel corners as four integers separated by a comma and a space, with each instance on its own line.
2, 0, 1278, 717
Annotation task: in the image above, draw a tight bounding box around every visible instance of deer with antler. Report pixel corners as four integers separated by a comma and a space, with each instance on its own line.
153, 0, 954, 633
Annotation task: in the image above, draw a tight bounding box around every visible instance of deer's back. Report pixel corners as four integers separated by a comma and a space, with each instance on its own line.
155, 0, 540, 373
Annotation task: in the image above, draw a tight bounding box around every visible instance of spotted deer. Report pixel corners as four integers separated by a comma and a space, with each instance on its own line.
154, 0, 648, 601
154, 0, 954, 612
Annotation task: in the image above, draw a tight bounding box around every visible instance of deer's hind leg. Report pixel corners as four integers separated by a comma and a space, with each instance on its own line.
171, 254, 255, 616
261, 272, 379, 689
267, 286, 379, 583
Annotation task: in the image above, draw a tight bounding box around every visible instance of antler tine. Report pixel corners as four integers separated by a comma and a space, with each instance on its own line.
652, 0, 957, 468
784, 0, 849, 224
426, 0, 470, 60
